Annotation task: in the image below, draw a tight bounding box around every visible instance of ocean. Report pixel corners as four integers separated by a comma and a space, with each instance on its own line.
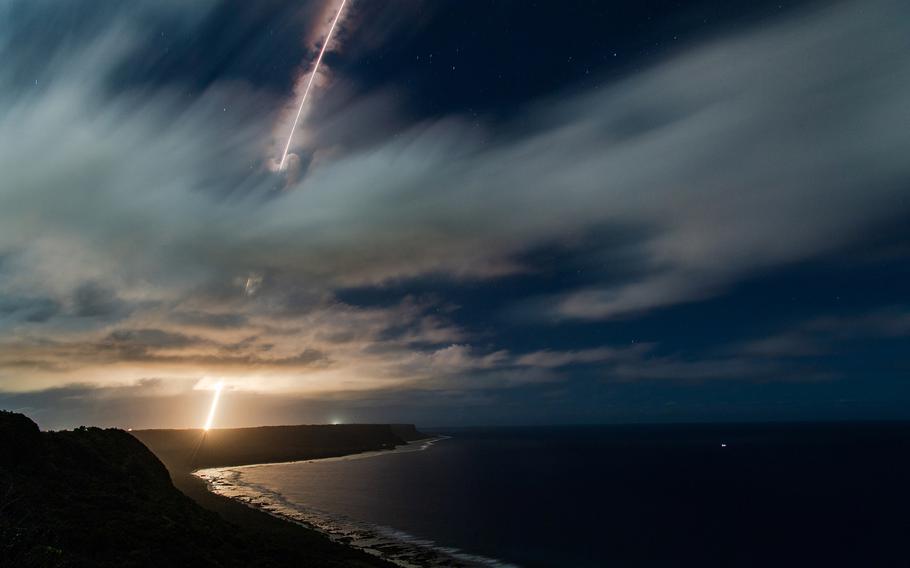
196, 424, 910, 567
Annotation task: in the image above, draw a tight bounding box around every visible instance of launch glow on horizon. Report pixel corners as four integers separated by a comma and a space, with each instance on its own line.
203, 382, 223, 431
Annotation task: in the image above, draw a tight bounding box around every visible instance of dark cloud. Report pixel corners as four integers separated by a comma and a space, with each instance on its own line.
72, 282, 125, 318
610, 357, 812, 383
0, 328, 330, 373
280, 348, 330, 366
170, 310, 248, 329
5, 0, 908, 315
737, 307, 910, 358
0, 296, 61, 323
104, 328, 202, 350
0, 0, 908, 426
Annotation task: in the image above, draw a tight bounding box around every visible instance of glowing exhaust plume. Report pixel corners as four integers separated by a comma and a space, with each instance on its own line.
203, 382, 223, 431
278, 0, 349, 171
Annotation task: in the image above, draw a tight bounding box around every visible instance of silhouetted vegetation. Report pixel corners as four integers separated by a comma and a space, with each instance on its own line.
0, 411, 393, 568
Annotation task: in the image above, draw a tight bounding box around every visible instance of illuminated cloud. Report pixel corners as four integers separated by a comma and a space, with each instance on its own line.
0, 0, 908, 427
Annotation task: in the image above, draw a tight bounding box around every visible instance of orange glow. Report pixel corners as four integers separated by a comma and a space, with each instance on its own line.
203, 382, 224, 431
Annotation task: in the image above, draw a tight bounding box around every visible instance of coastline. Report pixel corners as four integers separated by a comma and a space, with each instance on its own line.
167, 467, 398, 567
192, 437, 517, 568
196, 435, 448, 472
132, 424, 438, 568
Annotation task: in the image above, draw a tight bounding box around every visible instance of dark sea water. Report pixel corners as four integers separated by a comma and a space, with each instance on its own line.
197, 424, 910, 567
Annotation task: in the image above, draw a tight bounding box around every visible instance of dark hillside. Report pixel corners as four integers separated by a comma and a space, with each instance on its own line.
0, 411, 390, 568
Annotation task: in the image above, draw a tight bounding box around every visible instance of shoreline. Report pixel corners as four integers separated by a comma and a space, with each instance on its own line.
132, 424, 439, 568
192, 436, 517, 568
167, 467, 398, 567
194, 435, 448, 473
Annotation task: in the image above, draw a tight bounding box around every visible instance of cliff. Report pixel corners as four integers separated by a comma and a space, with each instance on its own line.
389, 423, 428, 442
133, 423, 430, 471
0, 411, 390, 568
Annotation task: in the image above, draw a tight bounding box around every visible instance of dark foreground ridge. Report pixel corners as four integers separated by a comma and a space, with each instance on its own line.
0, 411, 403, 568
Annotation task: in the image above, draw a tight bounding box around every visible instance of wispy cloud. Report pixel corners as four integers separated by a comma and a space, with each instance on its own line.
0, 0, 908, 425
737, 307, 910, 358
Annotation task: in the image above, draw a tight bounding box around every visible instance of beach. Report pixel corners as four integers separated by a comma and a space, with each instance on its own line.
178, 423, 910, 568
132, 424, 434, 568
192, 437, 518, 568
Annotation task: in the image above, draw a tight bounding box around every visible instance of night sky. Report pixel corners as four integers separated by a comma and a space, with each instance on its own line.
1, 0, 909, 429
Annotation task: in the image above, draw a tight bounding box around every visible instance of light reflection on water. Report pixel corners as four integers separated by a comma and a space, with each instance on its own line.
195, 437, 518, 568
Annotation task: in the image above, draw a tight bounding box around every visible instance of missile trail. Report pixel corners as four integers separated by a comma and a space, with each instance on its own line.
278, 0, 349, 171
191, 382, 223, 466
203, 382, 223, 431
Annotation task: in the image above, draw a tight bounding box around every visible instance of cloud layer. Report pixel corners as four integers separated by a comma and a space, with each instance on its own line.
1, 0, 909, 426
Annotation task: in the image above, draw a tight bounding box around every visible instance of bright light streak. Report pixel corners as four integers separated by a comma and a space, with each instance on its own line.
203, 382, 224, 431
278, 0, 349, 171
